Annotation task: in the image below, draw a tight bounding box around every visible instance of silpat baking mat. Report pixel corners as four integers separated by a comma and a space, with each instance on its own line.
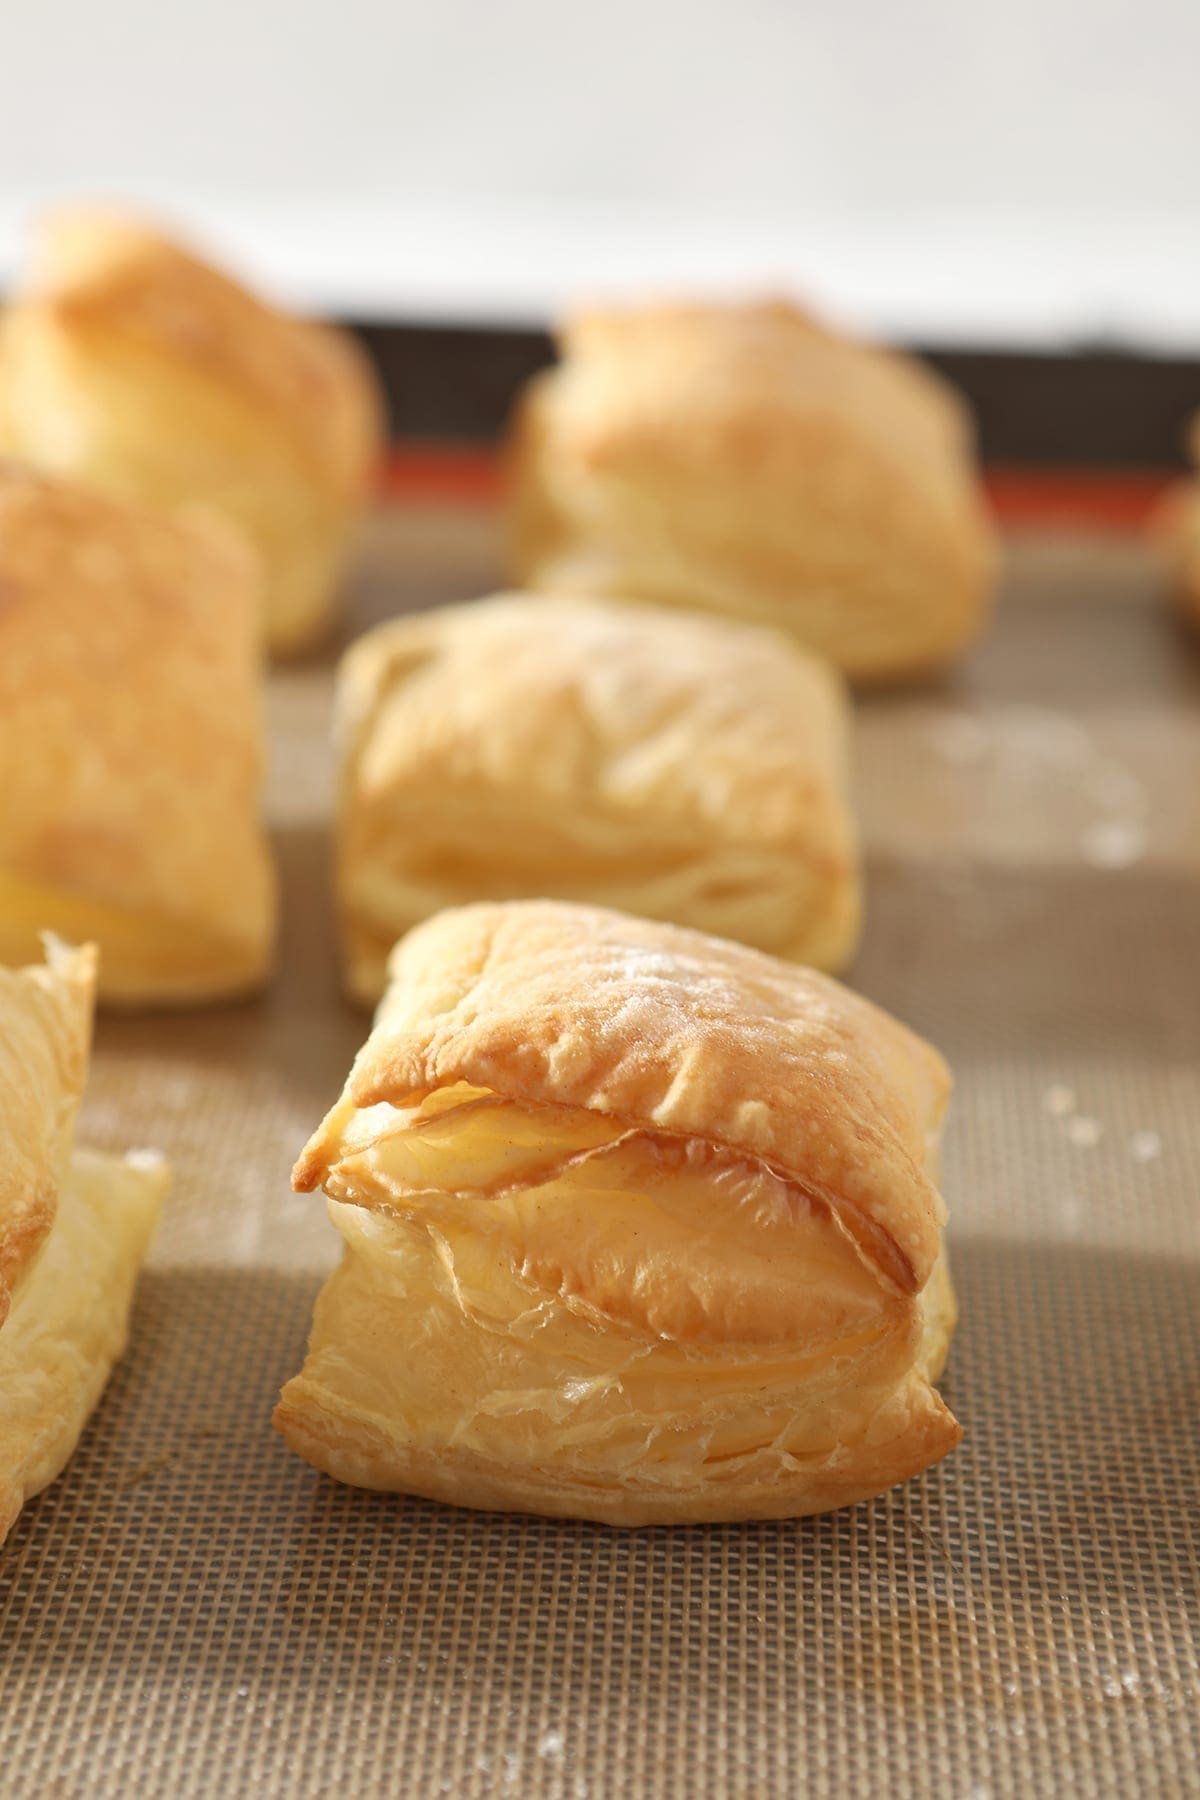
2, 506, 1198, 1799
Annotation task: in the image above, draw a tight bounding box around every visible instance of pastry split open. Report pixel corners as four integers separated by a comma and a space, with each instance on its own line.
507, 298, 995, 681
277, 901, 960, 1526
0, 942, 168, 1544
0, 464, 276, 1006
336, 593, 861, 1005
0, 207, 385, 653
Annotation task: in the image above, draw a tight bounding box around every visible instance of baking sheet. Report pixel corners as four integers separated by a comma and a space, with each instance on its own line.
2, 505, 1198, 1799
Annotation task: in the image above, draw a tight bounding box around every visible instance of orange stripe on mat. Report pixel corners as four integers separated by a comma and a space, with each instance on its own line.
380, 445, 502, 503
983, 468, 1179, 530
379, 446, 1182, 531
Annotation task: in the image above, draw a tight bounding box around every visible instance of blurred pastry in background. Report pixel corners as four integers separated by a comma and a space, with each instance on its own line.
334, 592, 861, 1004
507, 298, 995, 681
0, 207, 385, 654
277, 899, 959, 1525
1, 940, 168, 1545
1158, 414, 1200, 628
0, 465, 276, 1006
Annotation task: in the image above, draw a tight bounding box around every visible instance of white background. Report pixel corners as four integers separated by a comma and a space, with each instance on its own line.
1, 0, 1198, 346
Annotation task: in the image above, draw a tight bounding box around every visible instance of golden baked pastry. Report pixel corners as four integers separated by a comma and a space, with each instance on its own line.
1161, 417, 1200, 627
1, 941, 168, 1544
0, 464, 276, 1006
277, 900, 960, 1526
336, 593, 860, 1004
507, 299, 995, 681
0, 207, 385, 653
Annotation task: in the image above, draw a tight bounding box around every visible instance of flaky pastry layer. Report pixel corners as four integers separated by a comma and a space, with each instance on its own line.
0, 1147, 167, 1543
0, 208, 384, 652
0, 870, 271, 1009
336, 595, 860, 1003
278, 1089, 957, 1524
0, 466, 276, 1005
507, 299, 995, 680
0, 941, 95, 1325
0, 942, 167, 1545
280, 902, 960, 1525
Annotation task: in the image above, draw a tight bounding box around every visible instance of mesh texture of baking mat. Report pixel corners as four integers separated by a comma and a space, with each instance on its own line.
2, 511, 1198, 1799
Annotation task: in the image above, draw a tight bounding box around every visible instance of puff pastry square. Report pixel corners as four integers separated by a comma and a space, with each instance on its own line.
1160, 416, 1200, 628
508, 299, 995, 681
1, 941, 168, 1544
336, 593, 860, 1004
0, 464, 276, 1006
277, 900, 960, 1526
0, 207, 385, 653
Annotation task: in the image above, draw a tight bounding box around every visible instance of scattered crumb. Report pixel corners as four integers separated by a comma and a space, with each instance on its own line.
1082, 819, 1148, 869
1102, 1670, 1141, 1699
117, 1428, 223, 1490
1066, 1116, 1103, 1148
1129, 1130, 1163, 1163
1043, 1084, 1077, 1118
988, 706, 1093, 765
116, 1449, 178, 1491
